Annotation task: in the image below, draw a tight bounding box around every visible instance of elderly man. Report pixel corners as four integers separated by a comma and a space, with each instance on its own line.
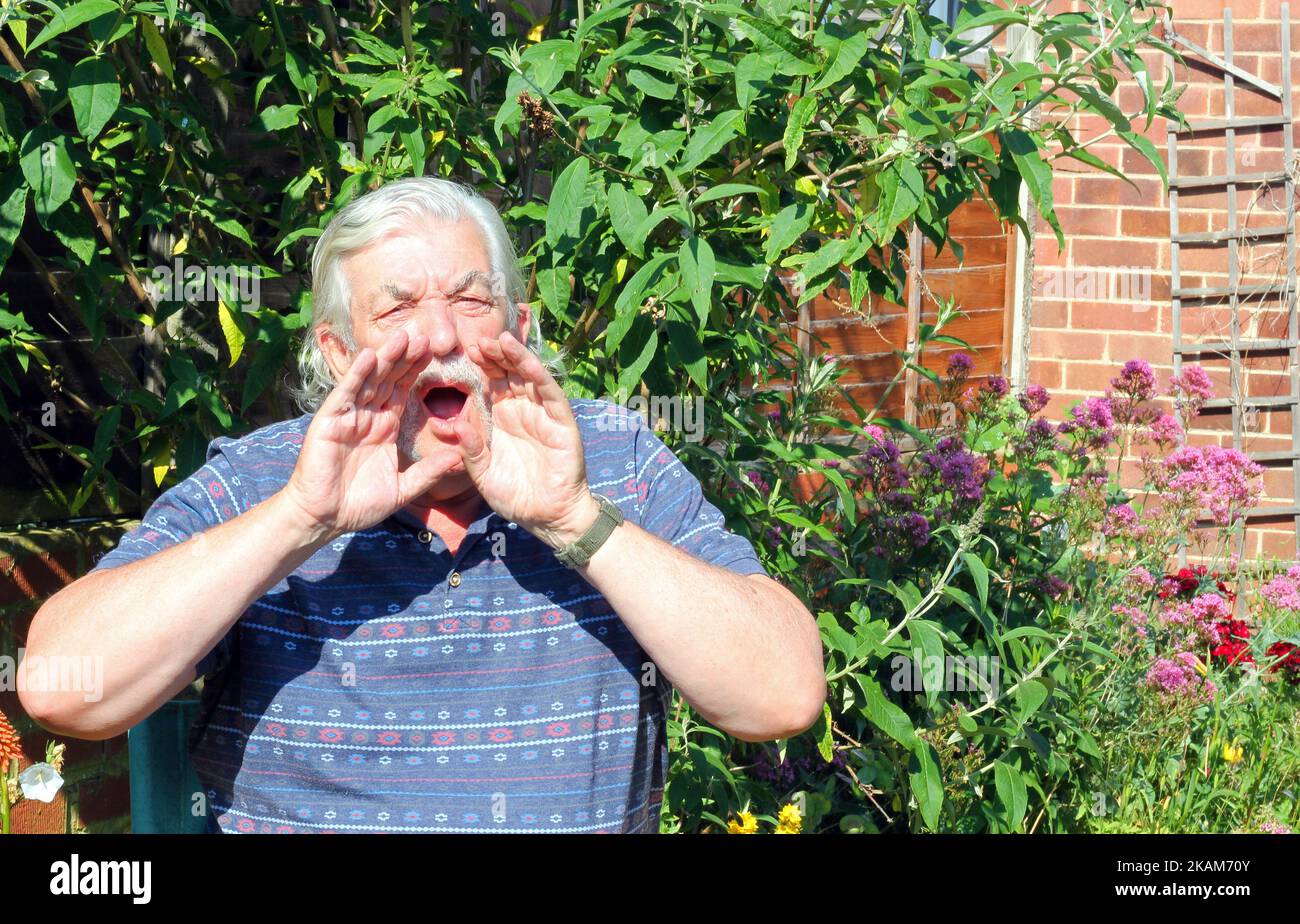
22, 177, 825, 834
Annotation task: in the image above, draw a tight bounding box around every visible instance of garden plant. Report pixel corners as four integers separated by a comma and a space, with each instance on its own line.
2, 0, 1295, 833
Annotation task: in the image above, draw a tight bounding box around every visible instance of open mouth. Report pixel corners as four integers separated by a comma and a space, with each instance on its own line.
421, 382, 470, 421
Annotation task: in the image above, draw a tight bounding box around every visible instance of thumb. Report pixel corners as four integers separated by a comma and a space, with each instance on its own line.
454, 396, 492, 484
396, 450, 461, 507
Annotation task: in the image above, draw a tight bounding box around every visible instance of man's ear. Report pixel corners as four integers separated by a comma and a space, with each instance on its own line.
318, 325, 354, 383
513, 301, 533, 346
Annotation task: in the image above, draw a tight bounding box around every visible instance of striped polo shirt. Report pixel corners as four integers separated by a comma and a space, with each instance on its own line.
93, 398, 765, 833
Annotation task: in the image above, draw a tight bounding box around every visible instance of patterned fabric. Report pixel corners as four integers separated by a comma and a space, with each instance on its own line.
93, 399, 766, 833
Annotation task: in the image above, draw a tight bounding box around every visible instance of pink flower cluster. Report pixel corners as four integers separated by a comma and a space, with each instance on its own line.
1170, 365, 1215, 424
1260, 565, 1300, 611
1158, 593, 1231, 648
1144, 652, 1216, 705
1160, 445, 1263, 526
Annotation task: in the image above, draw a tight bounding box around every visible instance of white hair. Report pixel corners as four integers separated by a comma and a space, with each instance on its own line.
291, 176, 546, 413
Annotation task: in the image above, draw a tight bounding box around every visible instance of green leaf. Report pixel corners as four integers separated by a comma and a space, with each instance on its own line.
1118, 129, 1167, 187
91, 405, 120, 463
140, 16, 175, 83
1014, 678, 1049, 728
19, 126, 75, 224
665, 319, 706, 389
616, 316, 658, 397
606, 253, 673, 352
27, 0, 119, 53
677, 109, 741, 172
212, 216, 253, 247
734, 15, 819, 76
677, 236, 714, 330
963, 552, 989, 609
607, 182, 649, 256
217, 300, 246, 367
764, 202, 812, 263
872, 158, 925, 241
253, 104, 304, 132
68, 57, 120, 142
693, 183, 763, 207
811, 30, 870, 92
908, 741, 944, 830
0, 173, 29, 274
907, 619, 946, 709
1004, 128, 1060, 245
545, 156, 591, 247
284, 47, 315, 98
627, 67, 676, 100
734, 52, 774, 110
861, 676, 916, 748
815, 703, 833, 762
994, 760, 1029, 831
783, 95, 817, 170
536, 264, 571, 319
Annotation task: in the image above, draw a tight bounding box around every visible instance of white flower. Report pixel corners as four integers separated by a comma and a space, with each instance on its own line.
18, 763, 64, 803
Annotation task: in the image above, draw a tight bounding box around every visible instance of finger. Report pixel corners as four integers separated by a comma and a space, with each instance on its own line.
467, 339, 509, 380
453, 393, 492, 484
375, 334, 430, 409
396, 450, 463, 506
321, 347, 377, 416
358, 330, 409, 406
497, 331, 575, 422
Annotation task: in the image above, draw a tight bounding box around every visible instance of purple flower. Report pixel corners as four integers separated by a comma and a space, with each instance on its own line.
1112, 359, 1157, 403
1018, 384, 1050, 415
1170, 364, 1214, 402
1033, 574, 1070, 600
1059, 396, 1117, 450
1170, 364, 1214, 424
947, 352, 974, 378
982, 375, 1010, 399
920, 436, 990, 506
892, 511, 931, 548
1015, 417, 1059, 459
1141, 412, 1183, 449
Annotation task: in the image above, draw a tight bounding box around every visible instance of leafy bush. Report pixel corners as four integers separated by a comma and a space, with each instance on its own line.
1, 0, 1231, 833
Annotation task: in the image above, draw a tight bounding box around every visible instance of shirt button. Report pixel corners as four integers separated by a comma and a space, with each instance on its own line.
418, 530, 433, 544
449, 572, 462, 588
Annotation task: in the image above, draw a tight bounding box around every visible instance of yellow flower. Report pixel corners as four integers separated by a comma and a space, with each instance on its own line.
727, 810, 758, 834
774, 802, 803, 834
1221, 742, 1243, 764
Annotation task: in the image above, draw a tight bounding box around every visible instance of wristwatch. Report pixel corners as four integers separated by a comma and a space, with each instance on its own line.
553, 492, 624, 569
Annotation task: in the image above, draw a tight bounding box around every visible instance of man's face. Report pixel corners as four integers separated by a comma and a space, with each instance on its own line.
323, 216, 530, 499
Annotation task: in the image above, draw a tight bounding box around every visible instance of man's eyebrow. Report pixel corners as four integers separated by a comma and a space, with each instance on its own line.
447, 270, 494, 295
367, 284, 415, 315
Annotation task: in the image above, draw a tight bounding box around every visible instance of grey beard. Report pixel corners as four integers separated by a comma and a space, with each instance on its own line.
397, 356, 492, 462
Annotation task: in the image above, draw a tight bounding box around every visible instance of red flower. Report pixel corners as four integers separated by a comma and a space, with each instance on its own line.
1265, 642, 1300, 684
1210, 640, 1254, 666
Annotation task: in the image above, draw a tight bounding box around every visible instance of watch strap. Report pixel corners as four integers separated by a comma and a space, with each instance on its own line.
553, 493, 624, 568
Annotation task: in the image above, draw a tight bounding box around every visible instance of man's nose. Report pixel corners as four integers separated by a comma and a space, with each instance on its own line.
414, 299, 461, 357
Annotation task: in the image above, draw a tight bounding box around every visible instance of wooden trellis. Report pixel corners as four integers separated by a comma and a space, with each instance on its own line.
1165, 4, 1300, 554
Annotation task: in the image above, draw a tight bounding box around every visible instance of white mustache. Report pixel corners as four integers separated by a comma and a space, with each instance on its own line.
409, 355, 485, 398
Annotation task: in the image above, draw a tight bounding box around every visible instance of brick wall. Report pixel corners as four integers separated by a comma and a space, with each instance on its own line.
1, 523, 133, 833
1029, 0, 1300, 560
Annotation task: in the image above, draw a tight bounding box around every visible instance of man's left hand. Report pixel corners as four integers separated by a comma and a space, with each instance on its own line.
456, 331, 599, 549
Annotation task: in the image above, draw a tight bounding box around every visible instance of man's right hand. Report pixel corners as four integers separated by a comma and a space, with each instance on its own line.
279, 329, 460, 540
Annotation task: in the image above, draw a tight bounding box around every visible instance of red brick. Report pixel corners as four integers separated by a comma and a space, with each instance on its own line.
1071, 237, 1162, 268
1055, 206, 1120, 237
1028, 358, 1064, 389
1072, 300, 1162, 332
1120, 207, 1171, 238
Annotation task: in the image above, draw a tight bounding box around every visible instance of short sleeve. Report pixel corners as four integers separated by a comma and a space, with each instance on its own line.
630, 424, 768, 579
90, 442, 246, 679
